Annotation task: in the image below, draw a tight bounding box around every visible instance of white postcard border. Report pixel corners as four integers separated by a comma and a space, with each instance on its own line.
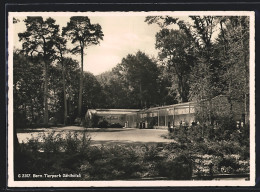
7, 11, 256, 187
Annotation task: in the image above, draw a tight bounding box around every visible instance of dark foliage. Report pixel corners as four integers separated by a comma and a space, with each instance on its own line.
15, 132, 194, 180
97, 119, 109, 128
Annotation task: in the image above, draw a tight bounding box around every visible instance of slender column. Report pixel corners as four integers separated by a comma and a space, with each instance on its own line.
173, 107, 175, 126
165, 110, 167, 126
158, 111, 160, 127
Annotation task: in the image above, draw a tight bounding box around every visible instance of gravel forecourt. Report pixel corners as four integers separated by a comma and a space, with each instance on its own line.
17, 126, 174, 146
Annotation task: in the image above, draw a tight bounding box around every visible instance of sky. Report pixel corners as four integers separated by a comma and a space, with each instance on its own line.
11, 11, 252, 76
13, 15, 177, 75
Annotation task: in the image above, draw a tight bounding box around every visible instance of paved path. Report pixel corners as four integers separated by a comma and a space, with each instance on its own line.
17, 126, 174, 146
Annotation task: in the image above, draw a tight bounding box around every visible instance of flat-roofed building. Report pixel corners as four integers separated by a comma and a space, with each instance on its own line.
86, 109, 140, 126
86, 96, 246, 129
126, 102, 196, 129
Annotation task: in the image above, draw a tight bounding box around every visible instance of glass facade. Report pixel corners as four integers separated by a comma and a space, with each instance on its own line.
125, 102, 196, 128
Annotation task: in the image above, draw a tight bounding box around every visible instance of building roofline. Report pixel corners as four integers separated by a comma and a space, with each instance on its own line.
87, 101, 197, 114
141, 101, 196, 112
94, 109, 140, 112
87, 95, 230, 116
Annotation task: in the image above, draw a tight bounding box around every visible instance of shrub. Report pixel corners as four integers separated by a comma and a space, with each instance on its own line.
15, 126, 249, 181
109, 123, 123, 128
85, 114, 102, 128
49, 117, 58, 126
156, 153, 193, 180
218, 156, 240, 174
16, 137, 197, 180
74, 117, 82, 125
164, 118, 250, 178
98, 119, 109, 128
15, 130, 91, 179
82, 145, 146, 180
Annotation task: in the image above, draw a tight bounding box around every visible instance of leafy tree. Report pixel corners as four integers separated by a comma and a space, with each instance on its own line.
62, 16, 104, 118
146, 16, 219, 102
146, 15, 250, 125
146, 16, 217, 51
82, 72, 105, 114
155, 29, 195, 102
215, 16, 250, 122
48, 63, 63, 122
13, 51, 44, 126
97, 64, 177, 108
13, 51, 46, 171
18, 16, 59, 124
96, 70, 132, 108
114, 51, 160, 108
157, 65, 178, 106
63, 58, 81, 124
189, 16, 249, 124
187, 16, 224, 100
53, 34, 69, 124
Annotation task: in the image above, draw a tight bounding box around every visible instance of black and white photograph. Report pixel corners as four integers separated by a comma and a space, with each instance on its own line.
8, 11, 255, 187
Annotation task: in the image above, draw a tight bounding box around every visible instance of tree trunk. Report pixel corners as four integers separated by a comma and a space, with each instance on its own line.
62, 61, 68, 125
239, 18, 249, 124
30, 100, 34, 124
43, 60, 49, 125
228, 78, 233, 117
178, 75, 188, 103
139, 83, 143, 108
78, 46, 84, 117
